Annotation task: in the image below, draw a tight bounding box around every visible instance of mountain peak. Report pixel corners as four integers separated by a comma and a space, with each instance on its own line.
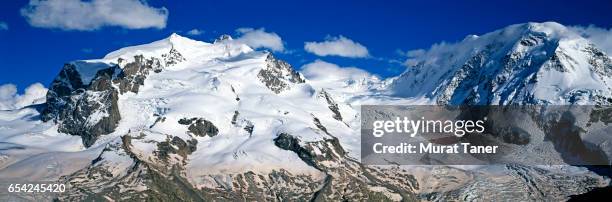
496, 22, 582, 42
168, 32, 182, 38
214, 34, 233, 43
166, 32, 194, 44
102, 33, 208, 61
391, 21, 612, 105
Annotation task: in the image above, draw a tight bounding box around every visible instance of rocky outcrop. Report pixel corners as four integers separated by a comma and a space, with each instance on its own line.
58, 131, 202, 201
59, 130, 327, 201
155, 136, 198, 163
258, 53, 305, 94
42, 52, 175, 147
42, 63, 121, 147
273, 131, 418, 201
162, 47, 186, 67
230, 110, 254, 135
178, 117, 219, 137
318, 90, 343, 121
114, 55, 162, 94
193, 169, 325, 201
585, 45, 612, 77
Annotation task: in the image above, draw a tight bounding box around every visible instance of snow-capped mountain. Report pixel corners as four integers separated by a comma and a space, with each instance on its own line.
1, 33, 414, 201
389, 22, 612, 105
0, 22, 611, 201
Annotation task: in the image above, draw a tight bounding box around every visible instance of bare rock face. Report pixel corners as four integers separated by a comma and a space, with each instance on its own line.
195, 169, 324, 201
114, 55, 162, 94
42, 54, 168, 147
42, 64, 121, 147
58, 131, 202, 201
155, 136, 198, 162
257, 53, 305, 94
272, 117, 419, 201
178, 117, 219, 137
162, 47, 186, 67
318, 90, 343, 121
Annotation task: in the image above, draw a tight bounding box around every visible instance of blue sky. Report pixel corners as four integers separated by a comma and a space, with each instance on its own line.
1, 0, 611, 91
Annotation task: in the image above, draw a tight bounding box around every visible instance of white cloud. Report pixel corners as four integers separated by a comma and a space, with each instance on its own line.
570, 25, 612, 55
405, 49, 426, 58
304, 35, 369, 58
0, 21, 8, 30
301, 60, 377, 90
20, 0, 168, 31
234, 28, 285, 52
187, 29, 203, 36
0, 83, 48, 110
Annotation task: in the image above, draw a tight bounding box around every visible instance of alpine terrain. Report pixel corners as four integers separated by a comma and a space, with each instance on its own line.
1, 22, 611, 201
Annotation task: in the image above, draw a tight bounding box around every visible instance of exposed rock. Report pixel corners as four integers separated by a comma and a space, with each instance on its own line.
59, 132, 203, 201
231, 110, 239, 125
195, 169, 324, 201
230, 85, 240, 101
156, 136, 198, 162
584, 45, 612, 77
274, 132, 418, 201
257, 53, 305, 94
243, 122, 254, 135
113, 55, 161, 94
318, 90, 343, 121
178, 118, 194, 125
42, 64, 121, 147
162, 47, 186, 67
149, 115, 166, 129
229, 110, 254, 135
178, 117, 219, 137
274, 133, 321, 169
42, 54, 168, 147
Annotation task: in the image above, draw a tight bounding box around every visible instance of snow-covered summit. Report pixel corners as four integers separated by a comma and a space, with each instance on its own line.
390, 22, 612, 105
214, 34, 233, 43
62, 33, 254, 87
102, 33, 252, 63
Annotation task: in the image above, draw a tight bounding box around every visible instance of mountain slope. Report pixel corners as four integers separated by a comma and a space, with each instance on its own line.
389, 22, 612, 105
2, 34, 419, 201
